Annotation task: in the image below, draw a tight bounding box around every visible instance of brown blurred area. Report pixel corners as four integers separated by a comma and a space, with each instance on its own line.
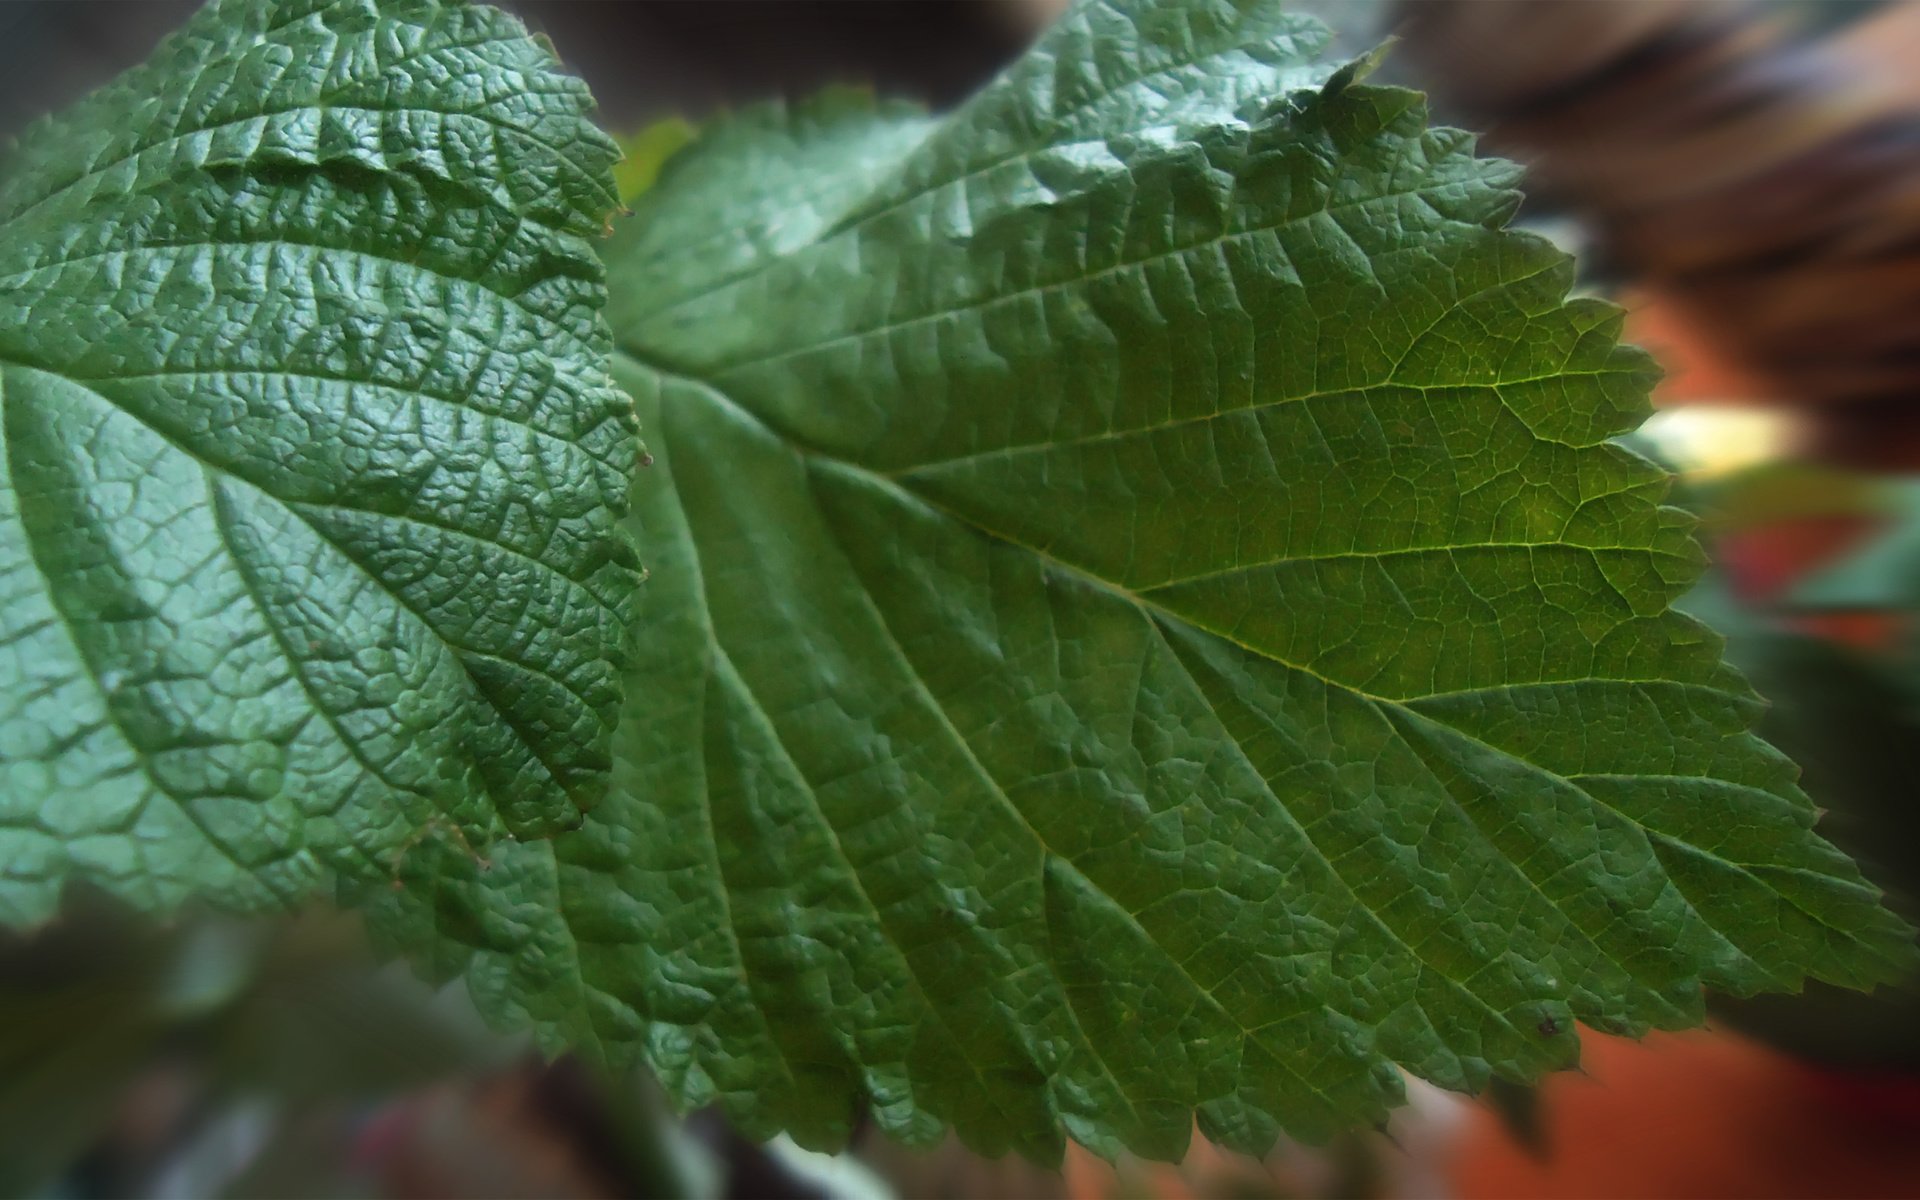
1400, 0, 1920, 460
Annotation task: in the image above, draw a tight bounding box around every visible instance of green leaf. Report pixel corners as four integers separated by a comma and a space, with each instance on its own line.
0, 0, 640, 923
368, 0, 1914, 1164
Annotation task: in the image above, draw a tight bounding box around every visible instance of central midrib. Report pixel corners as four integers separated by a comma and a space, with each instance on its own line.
616, 341, 1466, 709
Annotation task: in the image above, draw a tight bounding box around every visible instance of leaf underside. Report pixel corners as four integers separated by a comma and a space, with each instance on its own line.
0, 0, 640, 922
366, 0, 1914, 1164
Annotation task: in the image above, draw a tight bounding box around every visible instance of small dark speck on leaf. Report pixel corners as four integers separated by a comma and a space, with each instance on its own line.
1537, 1016, 1562, 1037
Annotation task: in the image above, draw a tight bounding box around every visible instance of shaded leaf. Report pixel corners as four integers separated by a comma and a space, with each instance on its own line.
0, 0, 639, 922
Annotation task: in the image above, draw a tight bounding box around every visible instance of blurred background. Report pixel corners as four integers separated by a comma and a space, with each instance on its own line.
5, 0, 1920, 1196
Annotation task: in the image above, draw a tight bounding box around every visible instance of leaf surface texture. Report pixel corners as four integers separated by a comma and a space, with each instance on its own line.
369, 0, 1914, 1161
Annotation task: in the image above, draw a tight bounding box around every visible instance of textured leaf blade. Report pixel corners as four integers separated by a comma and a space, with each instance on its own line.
0, 0, 639, 922
370, 0, 1915, 1164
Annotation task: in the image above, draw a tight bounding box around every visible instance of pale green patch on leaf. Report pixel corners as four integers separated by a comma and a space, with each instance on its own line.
0, 0, 640, 923
366, 0, 1915, 1165
612, 118, 699, 205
